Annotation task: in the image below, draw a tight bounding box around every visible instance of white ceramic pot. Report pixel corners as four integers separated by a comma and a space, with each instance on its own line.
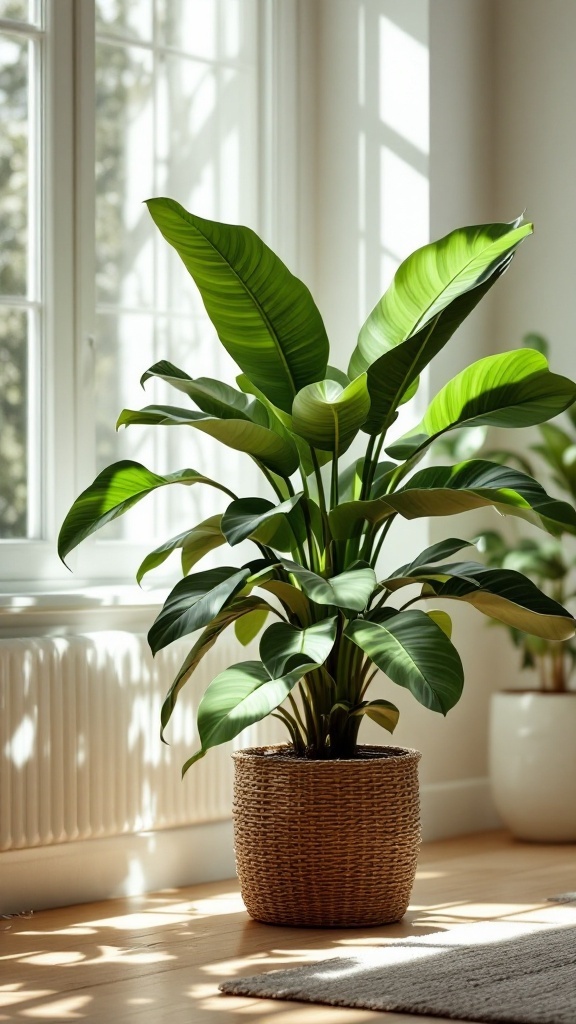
489, 691, 576, 842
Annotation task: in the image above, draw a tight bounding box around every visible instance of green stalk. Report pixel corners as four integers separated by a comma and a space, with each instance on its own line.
363, 513, 396, 566
359, 435, 376, 501
330, 448, 340, 510
311, 449, 327, 516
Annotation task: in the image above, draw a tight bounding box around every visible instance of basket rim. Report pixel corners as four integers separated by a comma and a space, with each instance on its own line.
232, 742, 421, 765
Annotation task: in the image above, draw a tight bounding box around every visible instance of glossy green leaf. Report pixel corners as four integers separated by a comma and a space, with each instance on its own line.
146, 198, 329, 413
259, 616, 337, 678
160, 597, 274, 739
285, 563, 377, 612
148, 566, 250, 655
382, 561, 576, 640
258, 579, 312, 625
387, 350, 576, 461
117, 404, 299, 478
58, 460, 234, 564
182, 657, 317, 771
331, 698, 400, 734
292, 375, 371, 454
236, 373, 332, 476
426, 610, 453, 638
345, 610, 464, 713
392, 537, 476, 577
363, 267, 510, 434
383, 460, 576, 535
328, 497, 394, 542
221, 494, 303, 546
349, 218, 532, 378
141, 360, 268, 424
136, 515, 224, 584
351, 699, 400, 733
235, 608, 270, 646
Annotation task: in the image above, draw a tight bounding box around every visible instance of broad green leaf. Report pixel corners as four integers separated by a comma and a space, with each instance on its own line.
235, 608, 269, 646
259, 617, 337, 678
426, 610, 453, 638
330, 699, 400, 734
345, 610, 464, 714
349, 218, 532, 378
392, 537, 475, 577
148, 566, 250, 655
382, 561, 575, 640
146, 198, 329, 413
351, 699, 400, 733
328, 497, 394, 542
384, 460, 576, 536
182, 657, 317, 771
292, 375, 371, 454
387, 350, 576, 461
58, 460, 234, 564
258, 579, 312, 625
117, 404, 299, 478
325, 364, 350, 387
285, 562, 377, 612
136, 515, 224, 584
221, 494, 303, 546
237, 372, 332, 476
160, 596, 271, 738
141, 360, 268, 424
363, 268, 509, 434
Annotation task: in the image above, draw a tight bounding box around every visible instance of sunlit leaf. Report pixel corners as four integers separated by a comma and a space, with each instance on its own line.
146, 198, 329, 413
117, 404, 299, 478
58, 460, 234, 564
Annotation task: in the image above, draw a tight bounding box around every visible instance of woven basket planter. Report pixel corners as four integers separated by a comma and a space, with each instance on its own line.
232, 743, 422, 928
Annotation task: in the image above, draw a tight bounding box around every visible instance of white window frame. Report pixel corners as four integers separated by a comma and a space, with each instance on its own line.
0, 0, 306, 600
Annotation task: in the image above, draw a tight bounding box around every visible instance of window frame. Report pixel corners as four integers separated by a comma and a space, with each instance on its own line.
0, 0, 305, 595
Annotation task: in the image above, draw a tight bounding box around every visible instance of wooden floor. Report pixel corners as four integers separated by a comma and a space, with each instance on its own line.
2, 831, 575, 1023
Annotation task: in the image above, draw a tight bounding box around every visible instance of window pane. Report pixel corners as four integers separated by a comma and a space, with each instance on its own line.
0, 33, 28, 297
0, 307, 27, 538
0, 1, 27, 21
95, 42, 154, 308
94, 2, 259, 548
155, 0, 255, 62
95, 0, 153, 42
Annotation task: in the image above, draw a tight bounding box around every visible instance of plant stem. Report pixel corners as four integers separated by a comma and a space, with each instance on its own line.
359, 435, 376, 500
365, 514, 395, 567
311, 449, 327, 516
330, 449, 339, 510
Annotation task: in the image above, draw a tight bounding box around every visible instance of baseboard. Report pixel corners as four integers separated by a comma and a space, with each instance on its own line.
420, 776, 500, 842
0, 819, 236, 916
0, 778, 500, 914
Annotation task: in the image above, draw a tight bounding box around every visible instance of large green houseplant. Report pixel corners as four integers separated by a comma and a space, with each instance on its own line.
58, 203, 576, 923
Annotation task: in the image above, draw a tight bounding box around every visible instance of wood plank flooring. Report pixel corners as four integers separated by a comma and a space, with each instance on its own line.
2, 831, 575, 1023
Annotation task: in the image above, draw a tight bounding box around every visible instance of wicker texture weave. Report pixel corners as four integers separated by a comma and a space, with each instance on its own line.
232, 744, 422, 928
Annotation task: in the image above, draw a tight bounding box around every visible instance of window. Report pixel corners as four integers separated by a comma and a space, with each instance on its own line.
0, 0, 297, 588
0, 1, 43, 541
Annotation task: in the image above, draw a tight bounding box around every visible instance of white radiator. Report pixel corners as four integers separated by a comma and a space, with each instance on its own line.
0, 631, 274, 853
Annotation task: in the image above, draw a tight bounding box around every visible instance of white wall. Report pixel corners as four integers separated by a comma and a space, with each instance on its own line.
493, 0, 576, 379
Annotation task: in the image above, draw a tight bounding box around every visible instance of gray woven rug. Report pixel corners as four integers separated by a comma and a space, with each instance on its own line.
220, 922, 576, 1023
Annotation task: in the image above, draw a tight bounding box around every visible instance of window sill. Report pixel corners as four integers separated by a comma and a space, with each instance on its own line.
0, 583, 169, 638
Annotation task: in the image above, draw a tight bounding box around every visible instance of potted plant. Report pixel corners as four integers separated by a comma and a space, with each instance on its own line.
468, 335, 576, 841
58, 203, 576, 924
